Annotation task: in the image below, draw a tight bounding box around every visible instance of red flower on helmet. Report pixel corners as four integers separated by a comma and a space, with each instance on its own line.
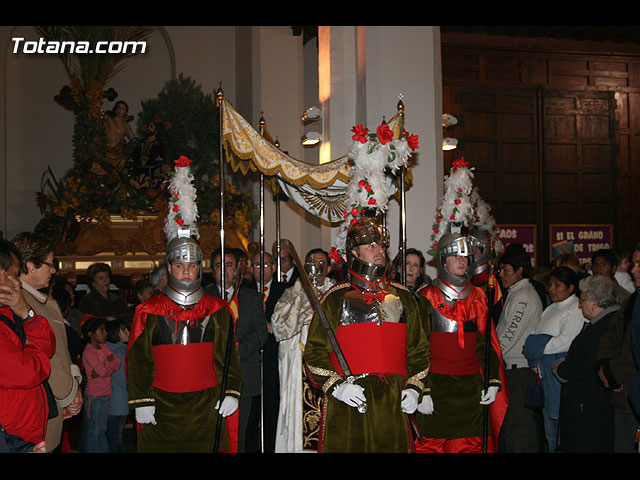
351, 124, 369, 143
174, 155, 193, 167
452, 157, 469, 172
405, 131, 419, 151
376, 124, 394, 145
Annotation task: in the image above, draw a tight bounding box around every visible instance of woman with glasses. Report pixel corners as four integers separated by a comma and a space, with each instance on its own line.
12, 232, 83, 453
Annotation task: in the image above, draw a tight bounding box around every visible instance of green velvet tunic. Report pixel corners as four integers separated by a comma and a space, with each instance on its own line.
415, 285, 502, 440
303, 282, 430, 453
127, 294, 242, 453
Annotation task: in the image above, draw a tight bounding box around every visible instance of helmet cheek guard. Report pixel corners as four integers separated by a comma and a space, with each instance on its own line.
469, 233, 490, 275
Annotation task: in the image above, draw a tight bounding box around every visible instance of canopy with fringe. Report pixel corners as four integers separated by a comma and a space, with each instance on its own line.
219, 98, 404, 224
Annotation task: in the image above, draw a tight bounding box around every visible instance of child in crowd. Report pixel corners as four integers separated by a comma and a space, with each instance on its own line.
81, 317, 121, 453
105, 320, 130, 453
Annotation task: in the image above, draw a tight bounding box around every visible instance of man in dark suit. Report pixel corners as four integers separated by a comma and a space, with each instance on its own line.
251, 251, 287, 452
272, 239, 299, 287
204, 248, 268, 453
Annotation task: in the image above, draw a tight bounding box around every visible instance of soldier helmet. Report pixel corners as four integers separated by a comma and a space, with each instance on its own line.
436, 232, 474, 288
162, 234, 204, 307
345, 218, 390, 284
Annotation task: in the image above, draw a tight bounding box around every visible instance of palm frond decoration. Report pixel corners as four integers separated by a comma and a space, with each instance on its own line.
34, 26, 156, 88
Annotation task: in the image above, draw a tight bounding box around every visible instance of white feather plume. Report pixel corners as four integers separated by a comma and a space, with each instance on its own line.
164, 156, 200, 242
428, 158, 475, 254
334, 123, 417, 255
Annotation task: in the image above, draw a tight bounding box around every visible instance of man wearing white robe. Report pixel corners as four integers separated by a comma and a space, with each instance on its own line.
271, 248, 334, 453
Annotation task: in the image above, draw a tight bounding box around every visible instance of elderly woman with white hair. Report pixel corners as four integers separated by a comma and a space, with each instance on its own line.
553, 274, 621, 452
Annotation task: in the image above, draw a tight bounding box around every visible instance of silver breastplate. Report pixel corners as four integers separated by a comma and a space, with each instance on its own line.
153, 314, 211, 345
339, 288, 404, 326
429, 297, 478, 334
431, 307, 460, 333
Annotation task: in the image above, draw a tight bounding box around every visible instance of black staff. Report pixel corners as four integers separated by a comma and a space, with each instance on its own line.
482, 266, 497, 453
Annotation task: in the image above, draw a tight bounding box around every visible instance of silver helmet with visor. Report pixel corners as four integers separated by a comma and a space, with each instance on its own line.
435, 232, 474, 293
162, 230, 203, 307
345, 218, 390, 286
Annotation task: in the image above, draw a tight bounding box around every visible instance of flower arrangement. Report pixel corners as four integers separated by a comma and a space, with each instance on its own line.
333, 121, 419, 259
35, 73, 257, 245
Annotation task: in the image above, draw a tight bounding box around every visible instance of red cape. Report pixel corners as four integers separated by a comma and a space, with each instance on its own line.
127, 293, 231, 371
420, 283, 509, 453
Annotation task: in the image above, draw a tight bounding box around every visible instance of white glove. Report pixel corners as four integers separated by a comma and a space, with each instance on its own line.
215, 396, 239, 417
135, 406, 157, 425
401, 389, 419, 414
417, 395, 434, 415
479, 386, 499, 405
332, 382, 366, 409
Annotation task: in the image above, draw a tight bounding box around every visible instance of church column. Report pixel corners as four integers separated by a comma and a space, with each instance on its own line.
318, 26, 443, 277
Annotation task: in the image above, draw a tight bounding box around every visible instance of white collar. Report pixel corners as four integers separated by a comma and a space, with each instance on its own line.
282, 267, 294, 280
20, 278, 48, 304
508, 278, 530, 292
554, 293, 577, 307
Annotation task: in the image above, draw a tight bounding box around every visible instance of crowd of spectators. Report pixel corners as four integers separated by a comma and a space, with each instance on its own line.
2, 229, 640, 454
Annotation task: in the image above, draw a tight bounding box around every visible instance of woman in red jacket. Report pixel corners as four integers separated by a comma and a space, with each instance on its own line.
0, 238, 56, 452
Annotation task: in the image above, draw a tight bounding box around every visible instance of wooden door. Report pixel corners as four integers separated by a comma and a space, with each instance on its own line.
444, 84, 541, 247
541, 89, 617, 259
445, 85, 617, 265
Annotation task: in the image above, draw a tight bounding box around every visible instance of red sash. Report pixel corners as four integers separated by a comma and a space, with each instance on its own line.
151, 342, 217, 392
329, 322, 407, 376
429, 331, 480, 375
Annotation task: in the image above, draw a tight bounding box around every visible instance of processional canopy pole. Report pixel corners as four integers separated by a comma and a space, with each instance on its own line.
257, 113, 267, 297
397, 95, 407, 286
214, 83, 229, 455
216, 84, 226, 288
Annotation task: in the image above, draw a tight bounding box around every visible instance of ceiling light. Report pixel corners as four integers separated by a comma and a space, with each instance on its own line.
442, 138, 458, 150
301, 131, 322, 146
